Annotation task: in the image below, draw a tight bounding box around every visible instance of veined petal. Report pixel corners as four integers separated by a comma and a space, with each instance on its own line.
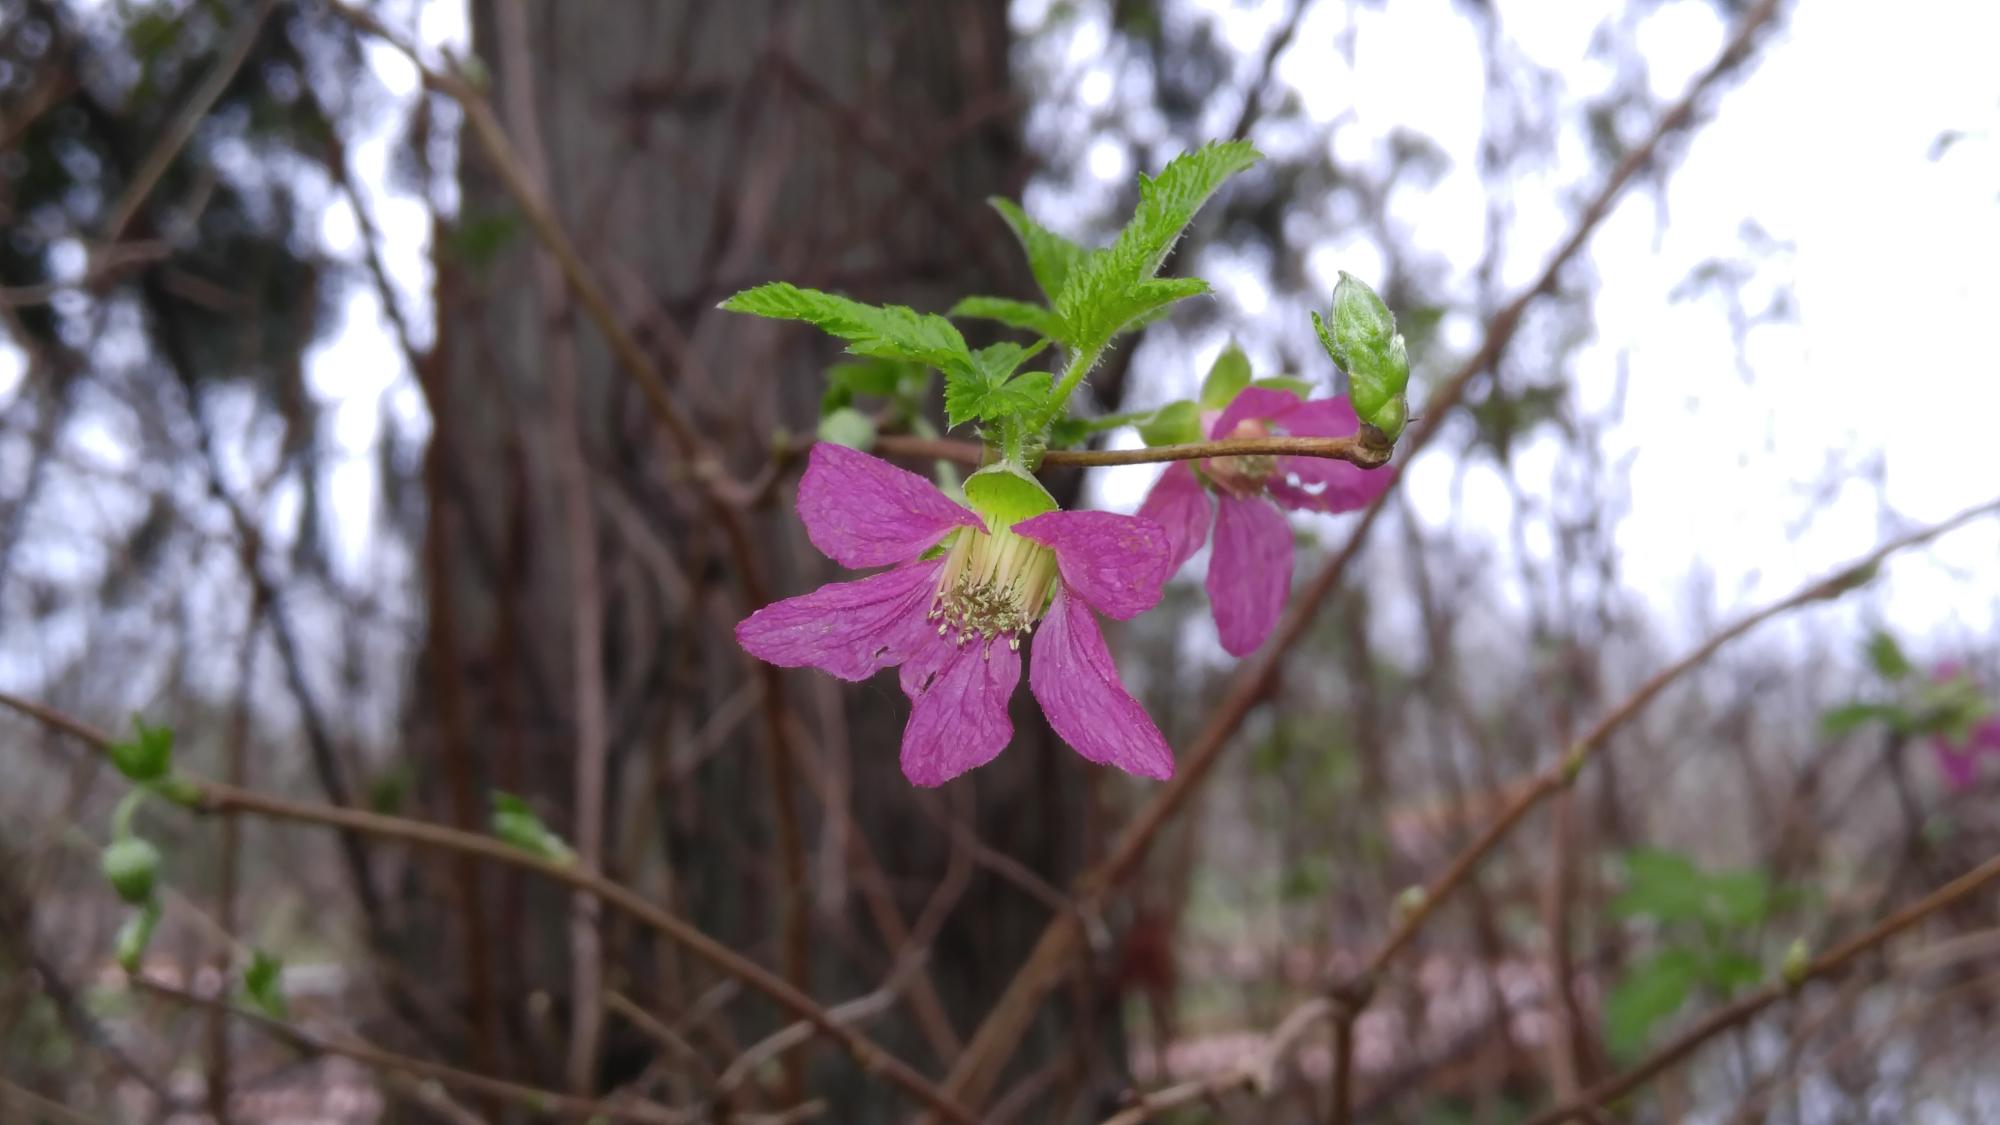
1029, 588, 1173, 780
1207, 495, 1293, 657
1210, 386, 1305, 439
1136, 461, 1214, 573
898, 636, 1020, 787
1271, 394, 1363, 438
735, 560, 940, 681
1271, 459, 1395, 514
798, 442, 982, 569
1014, 509, 1172, 621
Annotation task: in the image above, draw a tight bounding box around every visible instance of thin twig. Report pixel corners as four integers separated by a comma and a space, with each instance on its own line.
0, 697, 975, 1125
935, 0, 1785, 1108
870, 432, 1393, 470
1098, 997, 1333, 1125
1520, 846, 2000, 1125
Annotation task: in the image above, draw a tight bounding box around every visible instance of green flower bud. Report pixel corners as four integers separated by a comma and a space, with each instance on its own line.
1781, 938, 1811, 988
1314, 272, 1411, 441
109, 718, 173, 783
101, 837, 161, 905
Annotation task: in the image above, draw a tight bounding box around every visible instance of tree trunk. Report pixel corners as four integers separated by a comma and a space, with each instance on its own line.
398, 4, 1119, 1118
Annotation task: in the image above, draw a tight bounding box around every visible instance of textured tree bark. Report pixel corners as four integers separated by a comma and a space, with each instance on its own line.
401, 3, 1119, 1118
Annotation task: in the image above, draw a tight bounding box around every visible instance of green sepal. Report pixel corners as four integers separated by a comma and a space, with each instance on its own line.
1199, 343, 1252, 409
816, 407, 876, 450
1136, 401, 1202, 447
1250, 375, 1314, 399
102, 837, 162, 905
114, 899, 162, 973
110, 717, 173, 783
962, 462, 1057, 529
1315, 272, 1410, 441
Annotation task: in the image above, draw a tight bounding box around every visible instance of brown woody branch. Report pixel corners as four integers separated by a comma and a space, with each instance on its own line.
871, 432, 1395, 470
0, 696, 975, 1125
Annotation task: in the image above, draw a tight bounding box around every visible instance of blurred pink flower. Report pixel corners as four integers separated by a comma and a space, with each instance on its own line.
736, 443, 1176, 786
1137, 387, 1394, 656
1930, 662, 2000, 791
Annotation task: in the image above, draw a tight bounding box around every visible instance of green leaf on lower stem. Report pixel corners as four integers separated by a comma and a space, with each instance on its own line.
245, 950, 288, 1020
1136, 401, 1202, 447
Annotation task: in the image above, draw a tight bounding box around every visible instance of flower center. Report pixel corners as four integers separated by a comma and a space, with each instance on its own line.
928, 523, 1058, 654
1203, 418, 1277, 497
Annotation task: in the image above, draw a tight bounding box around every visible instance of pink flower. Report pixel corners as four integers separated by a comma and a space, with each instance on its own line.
736, 443, 1177, 786
1929, 662, 2000, 791
1137, 387, 1393, 656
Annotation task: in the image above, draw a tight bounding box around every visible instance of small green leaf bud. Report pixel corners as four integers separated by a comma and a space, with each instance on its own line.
491, 792, 576, 864
1394, 884, 1428, 918
1135, 400, 1202, 447
815, 406, 877, 450
109, 718, 173, 783
1781, 938, 1810, 988
1315, 273, 1411, 441
101, 837, 162, 905
244, 950, 288, 1020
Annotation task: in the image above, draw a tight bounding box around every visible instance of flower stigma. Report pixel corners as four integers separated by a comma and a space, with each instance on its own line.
928, 521, 1059, 656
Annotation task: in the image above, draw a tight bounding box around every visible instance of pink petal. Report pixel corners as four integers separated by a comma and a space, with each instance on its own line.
1271, 459, 1396, 515
1014, 509, 1172, 621
1028, 587, 1173, 779
1933, 736, 1980, 791
735, 560, 941, 681
1206, 495, 1293, 657
797, 442, 982, 569
1210, 386, 1305, 439
898, 635, 1020, 786
1271, 394, 1363, 439
1136, 462, 1214, 573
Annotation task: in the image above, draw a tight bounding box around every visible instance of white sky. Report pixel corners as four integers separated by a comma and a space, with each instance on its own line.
4, 0, 1996, 684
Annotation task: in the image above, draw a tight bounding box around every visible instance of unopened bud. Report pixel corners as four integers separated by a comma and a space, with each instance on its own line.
1315, 273, 1411, 441
101, 837, 161, 905
1781, 938, 1811, 988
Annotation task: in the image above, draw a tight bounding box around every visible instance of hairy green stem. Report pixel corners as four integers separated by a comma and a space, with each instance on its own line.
1034, 344, 1105, 435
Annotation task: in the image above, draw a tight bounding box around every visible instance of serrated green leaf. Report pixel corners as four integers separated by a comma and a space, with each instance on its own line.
1112, 141, 1262, 281
1200, 343, 1253, 409
990, 198, 1085, 302
1053, 142, 1259, 353
1136, 401, 1203, 447
722, 283, 972, 371
1865, 631, 1913, 681
244, 951, 288, 1020
945, 342, 1054, 427
817, 407, 876, 450
1604, 949, 1700, 1058
949, 295, 1065, 338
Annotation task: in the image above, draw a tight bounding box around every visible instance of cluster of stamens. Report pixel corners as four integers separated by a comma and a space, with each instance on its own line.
926, 525, 1058, 657
1202, 417, 1278, 498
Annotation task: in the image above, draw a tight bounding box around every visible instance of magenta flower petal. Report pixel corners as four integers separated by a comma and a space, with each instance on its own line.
1210, 386, 1305, 439
898, 637, 1020, 787
1207, 495, 1293, 657
1271, 394, 1363, 439
1136, 461, 1214, 573
1014, 509, 1172, 621
1028, 587, 1173, 780
1933, 736, 1980, 791
797, 442, 983, 569
735, 560, 943, 681
1271, 459, 1395, 515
